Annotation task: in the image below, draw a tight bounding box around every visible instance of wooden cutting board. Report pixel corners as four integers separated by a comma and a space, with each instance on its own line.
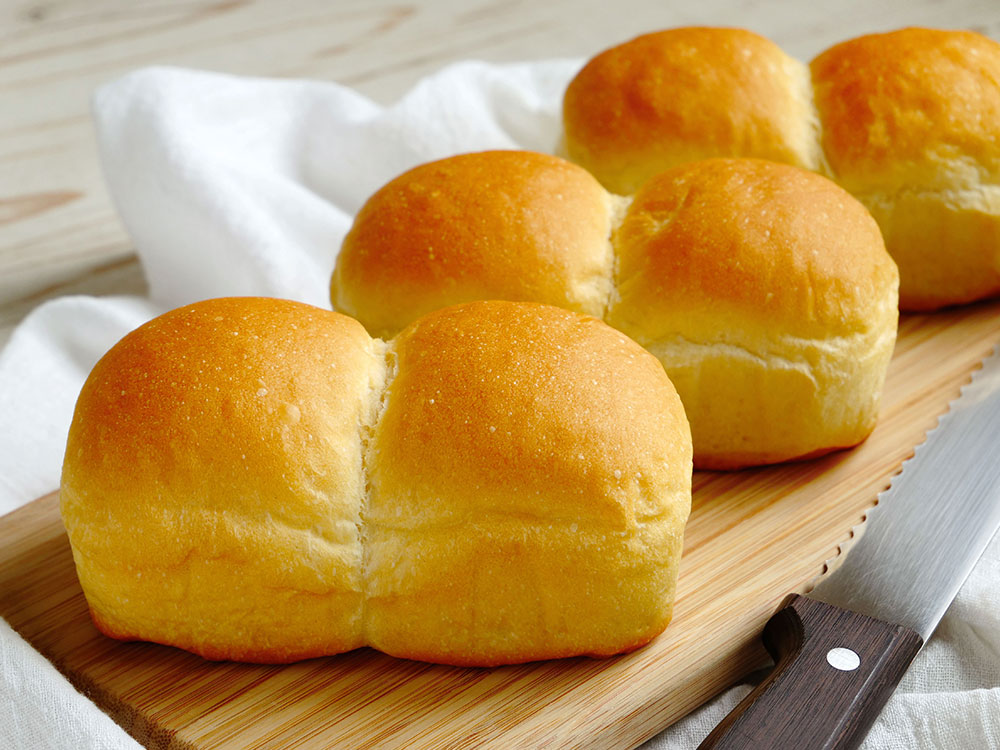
2, 302, 999, 749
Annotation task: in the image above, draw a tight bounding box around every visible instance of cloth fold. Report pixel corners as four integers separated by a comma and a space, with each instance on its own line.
1, 62, 997, 749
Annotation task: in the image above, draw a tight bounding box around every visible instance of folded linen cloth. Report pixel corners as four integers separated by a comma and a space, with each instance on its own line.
1, 63, 998, 749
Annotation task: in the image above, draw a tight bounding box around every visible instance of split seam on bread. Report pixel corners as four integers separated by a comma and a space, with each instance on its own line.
357, 338, 398, 639
599, 193, 632, 322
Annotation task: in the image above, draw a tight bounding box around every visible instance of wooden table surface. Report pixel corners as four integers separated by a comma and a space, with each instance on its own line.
3, 0, 1000, 350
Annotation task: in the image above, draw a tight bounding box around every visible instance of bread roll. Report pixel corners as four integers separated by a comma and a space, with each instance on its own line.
607, 159, 898, 468
366, 301, 691, 664
61, 297, 379, 663
563, 25, 1000, 310
811, 28, 1000, 310
562, 27, 824, 195
333, 150, 618, 339
61, 297, 692, 666
332, 151, 898, 469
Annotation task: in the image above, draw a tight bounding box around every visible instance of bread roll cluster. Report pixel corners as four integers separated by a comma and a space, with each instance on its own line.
69, 25, 966, 666
61, 297, 691, 666
563, 26, 1000, 310
333, 151, 899, 469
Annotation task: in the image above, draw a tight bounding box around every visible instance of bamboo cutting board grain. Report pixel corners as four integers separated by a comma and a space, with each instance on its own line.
2, 303, 1000, 749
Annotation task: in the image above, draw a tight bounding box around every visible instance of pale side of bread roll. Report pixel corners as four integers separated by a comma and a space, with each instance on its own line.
61, 297, 692, 666
561, 27, 825, 196
562, 26, 1000, 311
332, 150, 899, 469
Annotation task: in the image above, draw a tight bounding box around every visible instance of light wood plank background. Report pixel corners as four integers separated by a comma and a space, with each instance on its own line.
3, 0, 1000, 348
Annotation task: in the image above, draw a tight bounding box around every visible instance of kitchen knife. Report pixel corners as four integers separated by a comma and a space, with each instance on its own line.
699, 344, 1000, 750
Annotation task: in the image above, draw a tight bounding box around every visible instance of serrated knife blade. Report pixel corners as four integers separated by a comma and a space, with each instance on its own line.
700, 344, 1000, 750
809, 344, 1000, 640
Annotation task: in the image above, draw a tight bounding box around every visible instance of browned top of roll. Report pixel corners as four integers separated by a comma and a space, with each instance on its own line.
607, 159, 897, 345
371, 300, 691, 529
562, 27, 821, 195
812, 27, 1000, 193
332, 150, 615, 338
61, 296, 377, 593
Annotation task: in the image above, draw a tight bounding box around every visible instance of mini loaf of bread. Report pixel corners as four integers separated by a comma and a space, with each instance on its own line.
563, 26, 1000, 311
331, 151, 899, 469
60, 297, 692, 666
812, 28, 1000, 310
562, 27, 824, 196
332, 150, 618, 339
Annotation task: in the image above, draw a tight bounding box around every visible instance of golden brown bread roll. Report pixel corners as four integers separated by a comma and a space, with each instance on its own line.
61, 297, 691, 666
608, 159, 898, 468
562, 27, 824, 196
332, 151, 899, 469
61, 297, 377, 663
562, 26, 1000, 310
811, 28, 1000, 310
367, 302, 691, 663
332, 150, 619, 338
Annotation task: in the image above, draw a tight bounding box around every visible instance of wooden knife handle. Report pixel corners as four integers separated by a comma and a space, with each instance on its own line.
698, 594, 923, 750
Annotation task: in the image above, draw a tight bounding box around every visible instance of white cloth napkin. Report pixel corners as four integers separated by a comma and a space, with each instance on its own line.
1, 62, 998, 749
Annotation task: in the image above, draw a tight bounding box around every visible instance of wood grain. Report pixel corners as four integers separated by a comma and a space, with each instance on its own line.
2, 302, 998, 749
4, 0, 1000, 347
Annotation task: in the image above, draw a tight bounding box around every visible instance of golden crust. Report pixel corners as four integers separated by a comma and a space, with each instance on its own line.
332, 150, 615, 338
61, 297, 382, 663
365, 301, 691, 665
331, 151, 898, 469
562, 25, 1000, 309
605, 159, 899, 468
562, 27, 823, 195
62, 298, 692, 665
607, 159, 896, 341
811, 28, 1000, 309
811, 28, 1000, 194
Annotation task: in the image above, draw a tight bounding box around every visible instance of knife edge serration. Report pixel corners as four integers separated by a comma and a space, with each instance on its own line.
808, 344, 1000, 640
